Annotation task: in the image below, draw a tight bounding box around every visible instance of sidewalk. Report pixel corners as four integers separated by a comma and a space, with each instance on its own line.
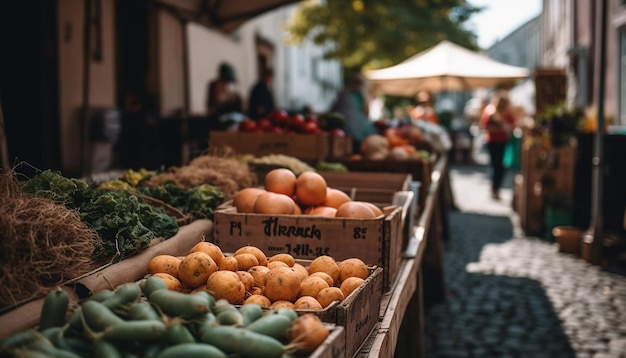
423, 162, 626, 358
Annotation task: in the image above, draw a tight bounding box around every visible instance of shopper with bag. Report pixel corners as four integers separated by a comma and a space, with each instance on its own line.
479, 93, 516, 200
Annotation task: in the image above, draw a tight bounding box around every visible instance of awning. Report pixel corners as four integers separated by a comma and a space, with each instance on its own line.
155, 0, 301, 32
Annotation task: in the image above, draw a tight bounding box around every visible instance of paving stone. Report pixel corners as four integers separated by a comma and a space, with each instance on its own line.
423, 165, 626, 358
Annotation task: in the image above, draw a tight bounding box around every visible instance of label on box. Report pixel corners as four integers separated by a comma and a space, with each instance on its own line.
213, 206, 399, 265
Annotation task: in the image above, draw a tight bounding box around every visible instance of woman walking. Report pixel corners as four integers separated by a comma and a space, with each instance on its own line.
479, 93, 516, 200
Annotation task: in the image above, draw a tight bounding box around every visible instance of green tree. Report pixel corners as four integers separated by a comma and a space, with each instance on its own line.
287, 0, 482, 73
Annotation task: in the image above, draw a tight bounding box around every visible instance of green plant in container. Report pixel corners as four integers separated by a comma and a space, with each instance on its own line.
537, 102, 584, 147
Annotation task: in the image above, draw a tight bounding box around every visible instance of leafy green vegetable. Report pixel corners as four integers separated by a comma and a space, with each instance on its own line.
23, 170, 179, 262
136, 181, 224, 220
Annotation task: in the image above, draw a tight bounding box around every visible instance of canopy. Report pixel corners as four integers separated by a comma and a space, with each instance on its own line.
155, 0, 301, 32
366, 40, 530, 96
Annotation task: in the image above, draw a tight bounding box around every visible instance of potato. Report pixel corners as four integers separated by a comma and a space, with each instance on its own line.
178, 252, 218, 288
291, 263, 309, 281
147, 255, 182, 278
151, 272, 183, 292
268, 253, 295, 267
249, 286, 264, 296
316, 287, 345, 308
264, 267, 301, 302
247, 265, 270, 289
337, 258, 369, 283
189, 242, 224, 265
234, 253, 259, 271
294, 296, 323, 310
299, 276, 329, 298
236, 271, 255, 292
218, 256, 238, 271
234, 246, 268, 266
339, 277, 364, 297
244, 294, 271, 308
308, 256, 340, 284
270, 300, 296, 309
267, 261, 289, 270
206, 270, 245, 304
308, 272, 334, 287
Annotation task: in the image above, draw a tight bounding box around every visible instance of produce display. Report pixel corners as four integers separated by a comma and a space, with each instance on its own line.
22, 170, 179, 263
99, 179, 223, 222
141, 153, 257, 201
233, 168, 383, 218
148, 241, 371, 311
0, 276, 330, 357
236, 109, 346, 137
357, 127, 432, 161
238, 154, 316, 175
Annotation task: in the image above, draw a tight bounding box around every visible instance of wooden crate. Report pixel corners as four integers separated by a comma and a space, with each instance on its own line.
230, 263, 382, 358
209, 131, 331, 162
335, 267, 383, 357
213, 202, 404, 291
520, 146, 576, 235
321, 172, 414, 288
328, 135, 353, 159
283, 266, 383, 358
309, 325, 346, 358
335, 157, 434, 211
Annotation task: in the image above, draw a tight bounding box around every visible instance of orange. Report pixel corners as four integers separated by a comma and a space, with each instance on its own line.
323, 188, 352, 209
295, 171, 327, 206
335, 201, 377, 219
305, 206, 337, 217
253, 192, 296, 214
233, 187, 266, 213
364, 202, 383, 216
264, 168, 297, 196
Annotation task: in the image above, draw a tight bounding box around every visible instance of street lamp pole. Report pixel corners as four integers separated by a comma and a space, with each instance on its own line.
585, 0, 608, 265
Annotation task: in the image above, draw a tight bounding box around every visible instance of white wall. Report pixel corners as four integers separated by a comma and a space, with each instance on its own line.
186, 4, 343, 115
57, 0, 116, 173
158, 10, 185, 116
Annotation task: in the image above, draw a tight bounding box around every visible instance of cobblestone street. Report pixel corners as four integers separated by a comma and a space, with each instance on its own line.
423, 162, 626, 358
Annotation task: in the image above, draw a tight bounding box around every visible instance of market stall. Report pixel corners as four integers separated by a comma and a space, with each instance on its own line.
0, 139, 450, 357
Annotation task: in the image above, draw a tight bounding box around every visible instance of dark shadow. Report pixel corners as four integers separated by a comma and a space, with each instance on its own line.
423, 211, 576, 357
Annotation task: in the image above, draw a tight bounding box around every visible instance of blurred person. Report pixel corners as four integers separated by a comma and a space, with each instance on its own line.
368, 85, 385, 122
247, 67, 275, 120
206, 62, 243, 130
410, 91, 439, 124
479, 93, 516, 200
331, 73, 377, 153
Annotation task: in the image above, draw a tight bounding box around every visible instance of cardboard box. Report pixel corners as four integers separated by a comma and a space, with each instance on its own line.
213, 202, 403, 291
209, 131, 332, 161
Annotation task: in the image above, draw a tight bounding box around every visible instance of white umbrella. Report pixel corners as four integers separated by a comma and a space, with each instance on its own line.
366, 40, 530, 96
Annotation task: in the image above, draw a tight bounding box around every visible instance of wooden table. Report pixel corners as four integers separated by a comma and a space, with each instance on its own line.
357, 155, 450, 357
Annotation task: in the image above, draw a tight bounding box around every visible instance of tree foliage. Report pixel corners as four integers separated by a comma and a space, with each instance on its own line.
287, 0, 483, 72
